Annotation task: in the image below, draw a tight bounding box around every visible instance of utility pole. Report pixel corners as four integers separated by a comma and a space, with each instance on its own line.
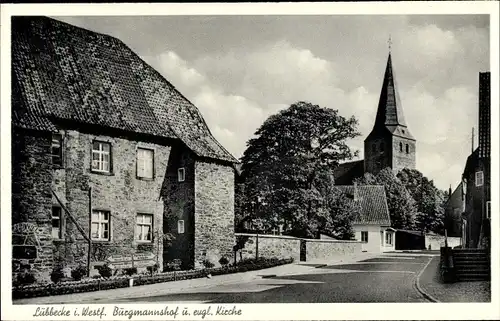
472, 127, 475, 153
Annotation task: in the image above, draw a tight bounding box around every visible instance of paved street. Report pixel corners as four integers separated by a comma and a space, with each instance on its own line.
18, 252, 436, 304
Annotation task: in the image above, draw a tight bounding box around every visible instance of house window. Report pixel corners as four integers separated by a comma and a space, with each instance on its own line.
91, 210, 110, 241
136, 213, 153, 242
486, 201, 491, 219
52, 206, 62, 239
475, 171, 484, 187
399, 142, 403, 152
52, 134, 63, 167
92, 141, 111, 173
405, 144, 409, 154
178, 220, 185, 234
361, 231, 368, 243
178, 168, 185, 182
137, 148, 154, 179
385, 232, 393, 245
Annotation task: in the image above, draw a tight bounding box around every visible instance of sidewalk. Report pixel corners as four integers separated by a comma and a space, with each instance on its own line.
418, 256, 491, 302
13, 253, 376, 305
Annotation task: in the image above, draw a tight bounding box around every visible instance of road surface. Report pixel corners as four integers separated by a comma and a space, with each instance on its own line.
91, 252, 435, 303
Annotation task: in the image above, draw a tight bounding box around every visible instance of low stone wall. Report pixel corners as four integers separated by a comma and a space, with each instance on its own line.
236, 233, 300, 262
306, 239, 362, 261
425, 234, 461, 250
235, 233, 363, 262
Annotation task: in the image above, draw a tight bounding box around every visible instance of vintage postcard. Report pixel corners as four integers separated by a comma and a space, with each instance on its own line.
1, 2, 499, 320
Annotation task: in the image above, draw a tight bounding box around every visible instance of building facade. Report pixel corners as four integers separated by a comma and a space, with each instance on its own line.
11, 16, 238, 281
462, 72, 491, 249
334, 52, 416, 184
335, 185, 395, 252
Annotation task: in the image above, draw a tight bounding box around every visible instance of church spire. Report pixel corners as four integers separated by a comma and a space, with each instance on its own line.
372, 51, 408, 129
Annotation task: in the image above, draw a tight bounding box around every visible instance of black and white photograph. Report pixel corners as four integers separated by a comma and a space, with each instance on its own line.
1, 2, 499, 320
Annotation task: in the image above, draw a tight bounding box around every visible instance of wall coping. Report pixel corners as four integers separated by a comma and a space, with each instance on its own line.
235, 233, 362, 244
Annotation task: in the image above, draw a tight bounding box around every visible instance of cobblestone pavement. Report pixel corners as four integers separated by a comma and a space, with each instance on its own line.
418, 256, 491, 302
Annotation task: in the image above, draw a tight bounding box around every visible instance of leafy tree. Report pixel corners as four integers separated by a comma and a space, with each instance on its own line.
355, 168, 417, 230
397, 168, 445, 234
240, 101, 360, 238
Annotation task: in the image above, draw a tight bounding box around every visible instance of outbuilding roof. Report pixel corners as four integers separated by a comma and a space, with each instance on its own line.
335, 185, 391, 226
11, 16, 238, 163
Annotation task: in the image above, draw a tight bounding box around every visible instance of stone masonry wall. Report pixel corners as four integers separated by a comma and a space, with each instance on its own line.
391, 136, 416, 173
52, 130, 169, 275
194, 161, 235, 268
306, 239, 363, 260
364, 136, 391, 175
163, 146, 196, 269
235, 233, 363, 263
237, 234, 301, 262
11, 129, 54, 282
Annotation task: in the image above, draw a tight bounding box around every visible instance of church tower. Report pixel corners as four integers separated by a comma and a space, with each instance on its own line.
364, 52, 416, 175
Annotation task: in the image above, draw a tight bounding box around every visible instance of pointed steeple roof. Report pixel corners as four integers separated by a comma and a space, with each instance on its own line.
373, 53, 407, 127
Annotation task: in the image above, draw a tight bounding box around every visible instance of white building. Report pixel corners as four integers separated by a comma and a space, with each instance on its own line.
336, 185, 395, 252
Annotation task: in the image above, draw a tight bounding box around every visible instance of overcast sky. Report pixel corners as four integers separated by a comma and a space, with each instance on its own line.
54, 15, 490, 190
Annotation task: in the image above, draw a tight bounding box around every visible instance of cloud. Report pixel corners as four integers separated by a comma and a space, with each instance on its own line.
139, 17, 486, 191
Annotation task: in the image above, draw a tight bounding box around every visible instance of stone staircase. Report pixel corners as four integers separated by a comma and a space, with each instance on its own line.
452, 249, 490, 281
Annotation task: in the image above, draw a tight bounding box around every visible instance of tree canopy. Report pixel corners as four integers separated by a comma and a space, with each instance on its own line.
237, 101, 360, 239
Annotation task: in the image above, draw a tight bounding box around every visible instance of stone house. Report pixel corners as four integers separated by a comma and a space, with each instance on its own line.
335, 185, 395, 252
462, 72, 491, 249
11, 16, 238, 281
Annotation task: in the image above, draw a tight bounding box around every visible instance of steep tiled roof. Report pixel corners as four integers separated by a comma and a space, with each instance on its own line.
333, 160, 364, 185
11, 16, 237, 163
335, 185, 391, 226
367, 53, 414, 141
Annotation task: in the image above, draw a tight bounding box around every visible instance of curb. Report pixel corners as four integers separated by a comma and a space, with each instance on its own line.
414, 256, 440, 303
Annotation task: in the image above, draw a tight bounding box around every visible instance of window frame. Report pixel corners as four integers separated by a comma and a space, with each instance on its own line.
475, 171, 484, 187
51, 206, 63, 239
136, 213, 154, 242
136, 147, 155, 180
91, 210, 111, 241
91, 140, 112, 174
178, 168, 186, 182
178, 220, 185, 234
385, 232, 393, 245
361, 231, 368, 243
51, 134, 63, 168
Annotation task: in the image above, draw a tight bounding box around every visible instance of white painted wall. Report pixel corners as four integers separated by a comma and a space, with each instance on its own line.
353, 224, 395, 252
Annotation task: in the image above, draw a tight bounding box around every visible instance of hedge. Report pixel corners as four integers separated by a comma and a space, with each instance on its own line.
12, 257, 294, 300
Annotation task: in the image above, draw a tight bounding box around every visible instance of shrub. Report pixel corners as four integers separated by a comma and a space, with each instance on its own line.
124, 267, 137, 276
202, 259, 215, 269
97, 264, 113, 279
147, 264, 159, 276
16, 271, 36, 285
71, 265, 87, 281
50, 267, 65, 284
218, 257, 229, 267
164, 260, 182, 272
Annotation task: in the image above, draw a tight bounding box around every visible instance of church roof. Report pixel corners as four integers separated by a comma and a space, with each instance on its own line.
333, 160, 364, 185
11, 16, 238, 164
335, 185, 391, 226
367, 53, 414, 141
